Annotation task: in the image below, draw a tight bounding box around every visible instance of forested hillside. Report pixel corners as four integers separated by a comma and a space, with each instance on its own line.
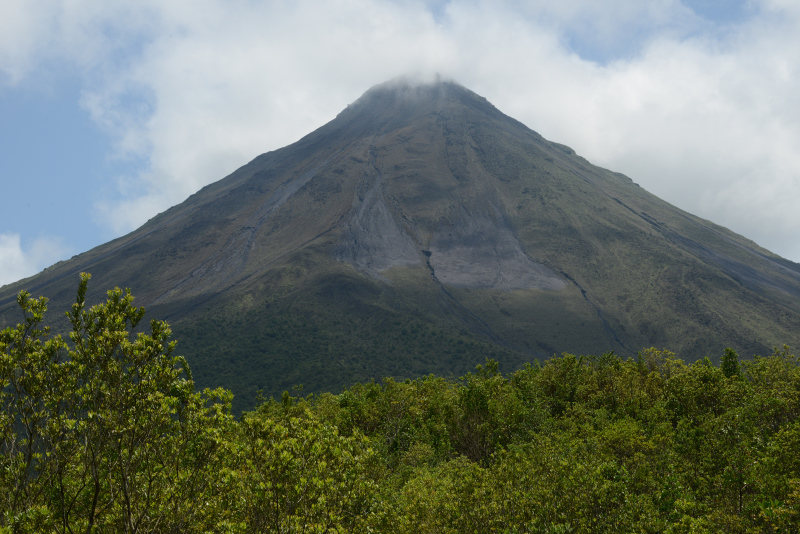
3, 277, 800, 532
7, 80, 800, 412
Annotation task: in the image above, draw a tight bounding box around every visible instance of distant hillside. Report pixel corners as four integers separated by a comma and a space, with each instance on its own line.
3, 78, 800, 410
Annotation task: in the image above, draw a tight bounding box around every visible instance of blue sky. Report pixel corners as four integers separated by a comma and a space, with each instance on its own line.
2, 0, 800, 286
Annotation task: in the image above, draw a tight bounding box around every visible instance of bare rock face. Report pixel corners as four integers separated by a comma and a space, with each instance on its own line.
428, 203, 565, 291
330, 79, 565, 291
332, 175, 565, 291
333, 172, 422, 276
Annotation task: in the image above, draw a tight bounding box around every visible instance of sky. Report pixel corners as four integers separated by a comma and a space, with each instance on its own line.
2, 0, 800, 287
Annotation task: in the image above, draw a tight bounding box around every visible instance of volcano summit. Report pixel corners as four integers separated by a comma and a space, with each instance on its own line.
3, 78, 800, 410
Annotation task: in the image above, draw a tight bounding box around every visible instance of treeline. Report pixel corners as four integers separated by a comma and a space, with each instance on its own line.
2, 275, 800, 532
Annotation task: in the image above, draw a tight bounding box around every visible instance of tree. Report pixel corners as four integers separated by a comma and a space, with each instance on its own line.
238, 405, 377, 532
722, 347, 740, 378
1, 273, 235, 533
0, 289, 67, 531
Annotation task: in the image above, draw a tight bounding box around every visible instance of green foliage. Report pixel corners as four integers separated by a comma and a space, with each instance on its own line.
1, 274, 234, 533
0, 290, 67, 531
236, 405, 377, 532
173, 294, 522, 413
3, 277, 800, 532
722, 347, 741, 378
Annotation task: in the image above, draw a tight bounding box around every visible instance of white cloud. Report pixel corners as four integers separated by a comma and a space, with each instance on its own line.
2, 0, 800, 263
0, 0, 57, 83
511, 11, 800, 261
0, 234, 69, 288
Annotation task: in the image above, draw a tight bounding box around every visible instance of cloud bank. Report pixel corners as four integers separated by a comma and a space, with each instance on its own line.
2, 0, 799, 265
0, 233, 67, 288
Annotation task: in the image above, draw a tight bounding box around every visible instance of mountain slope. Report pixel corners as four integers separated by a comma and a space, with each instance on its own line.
3, 78, 800, 410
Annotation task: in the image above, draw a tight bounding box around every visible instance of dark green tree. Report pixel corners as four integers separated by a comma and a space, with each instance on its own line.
722, 347, 740, 378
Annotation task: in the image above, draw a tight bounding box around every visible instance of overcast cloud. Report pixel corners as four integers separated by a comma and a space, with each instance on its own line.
0, 233, 67, 287
1, 0, 799, 286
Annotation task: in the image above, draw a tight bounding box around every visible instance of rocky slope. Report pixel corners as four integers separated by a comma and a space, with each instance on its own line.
3, 78, 800, 410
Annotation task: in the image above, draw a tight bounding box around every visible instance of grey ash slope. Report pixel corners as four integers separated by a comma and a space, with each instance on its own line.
3, 78, 800, 409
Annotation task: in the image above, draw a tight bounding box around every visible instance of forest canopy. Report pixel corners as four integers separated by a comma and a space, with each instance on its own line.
2, 275, 800, 532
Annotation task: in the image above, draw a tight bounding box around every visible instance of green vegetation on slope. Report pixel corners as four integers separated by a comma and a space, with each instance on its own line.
5, 80, 800, 413
171, 264, 530, 413
3, 279, 800, 532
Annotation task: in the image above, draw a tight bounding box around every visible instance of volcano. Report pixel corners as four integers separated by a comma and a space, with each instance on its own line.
3, 78, 800, 410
